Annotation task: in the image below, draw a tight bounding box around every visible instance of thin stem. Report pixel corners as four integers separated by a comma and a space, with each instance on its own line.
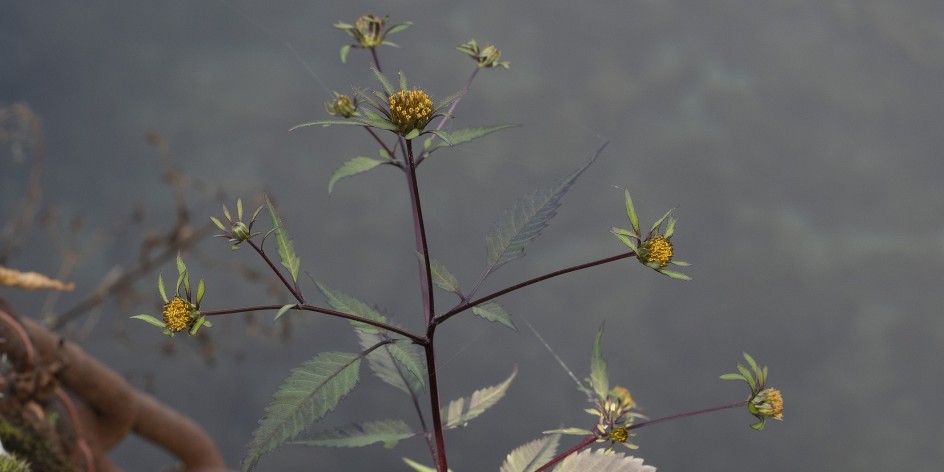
404, 140, 435, 325
247, 239, 305, 304
534, 435, 595, 472
436, 251, 636, 325
370, 47, 382, 73
201, 303, 425, 344
626, 400, 748, 432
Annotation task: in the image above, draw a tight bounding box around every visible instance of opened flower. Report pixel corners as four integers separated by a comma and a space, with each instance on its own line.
611, 189, 690, 280
131, 253, 212, 337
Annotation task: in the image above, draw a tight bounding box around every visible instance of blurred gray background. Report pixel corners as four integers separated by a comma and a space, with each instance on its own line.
2, 0, 943, 470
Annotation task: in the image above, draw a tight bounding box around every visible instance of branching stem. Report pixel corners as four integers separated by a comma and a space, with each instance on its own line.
436, 251, 636, 325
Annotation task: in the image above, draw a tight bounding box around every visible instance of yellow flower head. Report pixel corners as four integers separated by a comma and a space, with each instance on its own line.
607, 427, 629, 444
638, 235, 674, 268
354, 15, 386, 48
162, 296, 195, 332
388, 89, 433, 134
753, 388, 784, 420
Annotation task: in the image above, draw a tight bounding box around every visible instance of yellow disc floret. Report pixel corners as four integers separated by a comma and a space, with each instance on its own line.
388, 89, 433, 134
608, 427, 629, 443
639, 236, 674, 268
162, 296, 194, 332
755, 388, 784, 420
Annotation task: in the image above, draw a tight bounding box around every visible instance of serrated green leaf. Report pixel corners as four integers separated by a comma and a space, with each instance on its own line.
274, 303, 297, 322
484, 144, 606, 275
624, 190, 640, 236
265, 194, 301, 283
328, 157, 385, 194
131, 314, 165, 328
590, 324, 609, 402
471, 302, 517, 332
357, 331, 425, 394
417, 253, 461, 294
158, 273, 168, 303
442, 367, 517, 429
295, 419, 415, 448
554, 449, 656, 472
501, 434, 560, 472
339, 45, 351, 63
315, 281, 387, 334
424, 124, 518, 157
242, 352, 362, 471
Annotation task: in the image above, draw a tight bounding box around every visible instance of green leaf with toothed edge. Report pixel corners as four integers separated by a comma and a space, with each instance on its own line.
242, 352, 362, 471
315, 281, 387, 334
553, 449, 657, 472
485, 144, 606, 277
357, 331, 425, 394
328, 157, 385, 194
294, 419, 415, 449
417, 253, 460, 294
501, 434, 561, 472
422, 124, 519, 157
265, 194, 301, 283
442, 367, 517, 429
471, 301, 517, 332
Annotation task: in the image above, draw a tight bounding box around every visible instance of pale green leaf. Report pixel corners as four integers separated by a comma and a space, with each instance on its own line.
403, 457, 450, 472
386, 22, 412, 35
543, 427, 593, 436
175, 252, 187, 277
195, 279, 205, 306
648, 208, 674, 236
553, 449, 657, 472
485, 144, 606, 275
274, 304, 297, 322
418, 254, 460, 294
371, 66, 396, 96
655, 268, 691, 281
590, 324, 609, 402
624, 190, 640, 235
210, 216, 226, 231
340, 45, 351, 63
328, 157, 385, 194
398, 71, 408, 92
501, 434, 560, 472
424, 124, 519, 156
131, 314, 165, 328
471, 302, 517, 332
316, 281, 387, 334
442, 367, 517, 429
295, 419, 415, 448
265, 194, 301, 282
357, 331, 425, 394
242, 352, 362, 471
158, 273, 168, 303
719, 373, 746, 381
